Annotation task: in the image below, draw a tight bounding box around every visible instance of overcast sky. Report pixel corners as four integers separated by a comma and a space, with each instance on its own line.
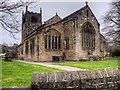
1, 0, 112, 46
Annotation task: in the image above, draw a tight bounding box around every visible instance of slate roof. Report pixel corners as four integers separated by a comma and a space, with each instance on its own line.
44, 13, 61, 25
61, 5, 100, 25
44, 4, 100, 26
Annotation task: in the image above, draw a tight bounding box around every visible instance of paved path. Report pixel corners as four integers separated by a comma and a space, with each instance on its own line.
17, 60, 86, 71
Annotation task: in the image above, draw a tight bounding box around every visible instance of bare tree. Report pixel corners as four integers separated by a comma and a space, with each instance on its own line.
102, 0, 120, 43
0, 0, 34, 38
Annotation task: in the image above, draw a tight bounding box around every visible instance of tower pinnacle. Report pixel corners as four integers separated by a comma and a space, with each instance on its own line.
85, 1, 88, 6
26, 5, 28, 12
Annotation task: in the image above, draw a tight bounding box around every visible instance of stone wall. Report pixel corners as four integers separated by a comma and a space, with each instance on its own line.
1, 86, 31, 90
31, 68, 120, 90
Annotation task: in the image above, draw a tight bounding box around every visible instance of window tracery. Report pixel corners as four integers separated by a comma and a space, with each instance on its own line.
82, 22, 95, 50
44, 29, 61, 50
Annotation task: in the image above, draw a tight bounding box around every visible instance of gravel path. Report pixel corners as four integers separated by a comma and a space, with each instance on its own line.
17, 60, 86, 71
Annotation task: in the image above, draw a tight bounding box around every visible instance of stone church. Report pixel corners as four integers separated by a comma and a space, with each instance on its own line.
18, 2, 106, 62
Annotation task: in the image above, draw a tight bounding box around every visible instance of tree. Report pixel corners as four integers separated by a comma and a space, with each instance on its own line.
0, 0, 34, 38
0, 43, 8, 53
102, 0, 120, 43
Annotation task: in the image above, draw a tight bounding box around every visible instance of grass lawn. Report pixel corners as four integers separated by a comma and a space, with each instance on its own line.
0, 58, 65, 86
56, 57, 119, 70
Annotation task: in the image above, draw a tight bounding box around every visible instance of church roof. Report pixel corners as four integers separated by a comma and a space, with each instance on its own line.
62, 6, 85, 21
62, 4, 100, 26
44, 13, 61, 25
41, 3, 100, 27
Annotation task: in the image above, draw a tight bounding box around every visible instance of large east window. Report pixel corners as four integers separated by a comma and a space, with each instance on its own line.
82, 22, 95, 50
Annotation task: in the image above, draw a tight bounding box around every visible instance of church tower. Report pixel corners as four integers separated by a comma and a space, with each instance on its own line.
21, 6, 42, 42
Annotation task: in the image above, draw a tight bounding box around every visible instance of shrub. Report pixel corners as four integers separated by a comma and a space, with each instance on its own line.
112, 50, 120, 57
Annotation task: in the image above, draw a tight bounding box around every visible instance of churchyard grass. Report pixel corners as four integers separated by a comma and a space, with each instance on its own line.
0, 58, 65, 86
56, 57, 119, 70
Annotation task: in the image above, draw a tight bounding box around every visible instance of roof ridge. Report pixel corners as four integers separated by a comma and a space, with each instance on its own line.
45, 13, 61, 22
62, 5, 87, 21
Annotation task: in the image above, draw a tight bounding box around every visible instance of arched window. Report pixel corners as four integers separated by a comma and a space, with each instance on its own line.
65, 38, 69, 50
30, 38, 35, 55
82, 22, 95, 50
58, 36, 61, 49
44, 35, 47, 49
44, 29, 61, 50
25, 41, 29, 55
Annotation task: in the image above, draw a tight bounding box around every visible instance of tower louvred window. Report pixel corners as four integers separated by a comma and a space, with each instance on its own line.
31, 16, 38, 23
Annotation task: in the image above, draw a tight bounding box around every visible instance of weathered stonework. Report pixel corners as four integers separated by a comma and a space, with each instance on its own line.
18, 3, 107, 62
31, 68, 120, 90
